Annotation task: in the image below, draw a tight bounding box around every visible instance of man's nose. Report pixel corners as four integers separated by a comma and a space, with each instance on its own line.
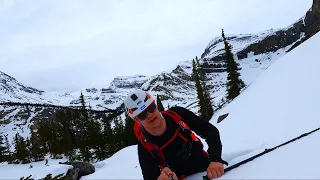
146, 111, 153, 118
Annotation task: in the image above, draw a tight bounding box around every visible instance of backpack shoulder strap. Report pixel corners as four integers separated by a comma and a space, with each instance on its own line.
134, 122, 167, 169
161, 110, 190, 131
162, 109, 203, 145
134, 122, 153, 152
133, 122, 142, 140
161, 110, 181, 123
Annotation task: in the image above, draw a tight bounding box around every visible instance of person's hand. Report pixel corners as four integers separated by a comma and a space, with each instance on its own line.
157, 167, 178, 180
206, 162, 224, 179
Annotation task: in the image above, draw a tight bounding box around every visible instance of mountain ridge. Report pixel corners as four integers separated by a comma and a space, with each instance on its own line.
0, 0, 319, 145
1, 0, 319, 111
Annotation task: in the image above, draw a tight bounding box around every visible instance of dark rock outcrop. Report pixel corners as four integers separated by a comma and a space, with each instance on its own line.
110, 75, 148, 89
313, 0, 320, 16
237, 5, 320, 59
287, 0, 320, 52
66, 168, 80, 180
217, 113, 229, 123
60, 161, 95, 179
86, 88, 98, 93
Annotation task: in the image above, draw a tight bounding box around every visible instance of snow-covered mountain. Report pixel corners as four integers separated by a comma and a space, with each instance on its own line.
0, 0, 319, 156
0, 71, 55, 104
68, 74, 150, 110
1, 0, 319, 112
202, 29, 278, 62
0, 0, 319, 109
1, 15, 319, 180
0, 72, 149, 110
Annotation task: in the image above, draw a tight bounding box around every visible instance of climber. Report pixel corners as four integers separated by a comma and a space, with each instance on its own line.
124, 89, 227, 180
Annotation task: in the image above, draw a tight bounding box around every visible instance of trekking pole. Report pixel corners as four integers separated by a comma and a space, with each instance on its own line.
202, 126, 320, 180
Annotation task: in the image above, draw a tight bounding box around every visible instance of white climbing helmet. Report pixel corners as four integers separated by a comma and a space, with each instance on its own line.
124, 89, 156, 119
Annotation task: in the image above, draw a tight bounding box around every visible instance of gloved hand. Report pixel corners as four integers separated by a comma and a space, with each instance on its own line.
157, 167, 178, 180
206, 162, 224, 179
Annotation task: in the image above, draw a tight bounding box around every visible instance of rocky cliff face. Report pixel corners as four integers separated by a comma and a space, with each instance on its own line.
201, 0, 320, 71
313, 0, 320, 16
239, 3, 320, 58
68, 75, 150, 110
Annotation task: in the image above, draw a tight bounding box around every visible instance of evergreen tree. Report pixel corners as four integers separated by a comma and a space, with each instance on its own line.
13, 133, 28, 162
196, 58, 214, 118
37, 119, 52, 155
80, 92, 86, 112
123, 113, 137, 147
86, 119, 103, 161
4, 135, 12, 162
29, 128, 46, 162
57, 110, 76, 159
192, 59, 210, 121
112, 116, 125, 153
222, 29, 245, 101
156, 95, 165, 111
78, 92, 89, 135
203, 88, 214, 118
77, 93, 92, 162
37, 117, 61, 157
99, 115, 114, 159
0, 135, 6, 162
0, 135, 12, 162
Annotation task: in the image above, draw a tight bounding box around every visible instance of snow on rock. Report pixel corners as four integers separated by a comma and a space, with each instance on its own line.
203, 29, 277, 61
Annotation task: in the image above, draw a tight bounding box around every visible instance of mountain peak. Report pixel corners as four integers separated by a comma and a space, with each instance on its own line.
202, 29, 277, 62
0, 71, 45, 102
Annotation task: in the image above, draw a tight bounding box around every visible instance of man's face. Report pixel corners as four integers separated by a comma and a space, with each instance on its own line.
136, 103, 163, 129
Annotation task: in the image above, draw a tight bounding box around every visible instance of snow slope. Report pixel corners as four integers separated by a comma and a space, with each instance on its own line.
0, 157, 72, 180
218, 132, 320, 179
81, 30, 320, 179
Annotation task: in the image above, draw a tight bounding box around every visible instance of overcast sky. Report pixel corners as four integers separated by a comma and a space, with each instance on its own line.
0, 0, 312, 92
